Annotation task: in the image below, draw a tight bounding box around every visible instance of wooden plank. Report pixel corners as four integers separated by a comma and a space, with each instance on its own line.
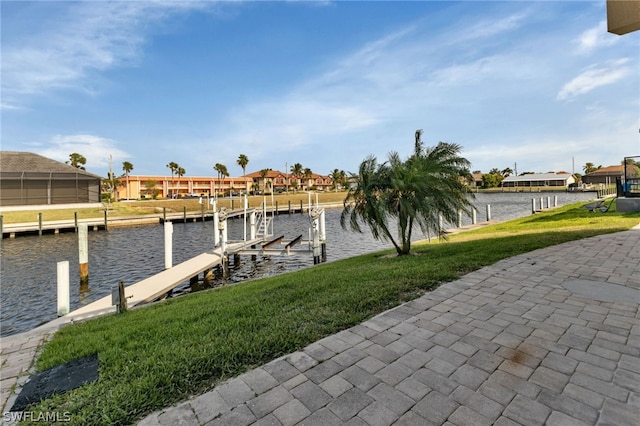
285, 235, 303, 249
262, 235, 285, 250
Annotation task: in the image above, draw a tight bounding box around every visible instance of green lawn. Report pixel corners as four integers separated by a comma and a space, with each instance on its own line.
22, 201, 640, 425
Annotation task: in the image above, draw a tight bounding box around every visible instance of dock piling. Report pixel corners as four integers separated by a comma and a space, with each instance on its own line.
164, 221, 173, 269
38, 213, 43, 236
486, 204, 491, 221
57, 261, 70, 316
532, 199, 536, 214
78, 223, 89, 284
472, 208, 477, 225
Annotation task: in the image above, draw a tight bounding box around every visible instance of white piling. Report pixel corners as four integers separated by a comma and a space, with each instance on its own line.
457, 210, 462, 228
243, 195, 248, 242
319, 209, 326, 242
532, 199, 536, 214
472, 208, 477, 225
57, 261, 70, 316
78, 223, 89, 284
554, 195, 558, 207
486, 204, 492, 221
164, 221, 173, 269
547, 196, 551, 210
250, 211, 257, 240
213, 211, 220, 247
540, 197, 544, 210
312, 216, 321, 264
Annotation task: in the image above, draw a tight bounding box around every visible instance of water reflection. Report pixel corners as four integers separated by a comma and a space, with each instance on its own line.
0, 192, 596, 336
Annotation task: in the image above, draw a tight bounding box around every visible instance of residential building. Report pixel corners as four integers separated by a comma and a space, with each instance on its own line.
582, 165, 624, 185
115, 175, 252, 200
0, 151, 102, 207
501, 172, 575, 189
245, 170, 333, 192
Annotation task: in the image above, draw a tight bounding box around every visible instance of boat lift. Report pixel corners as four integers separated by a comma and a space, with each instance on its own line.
214, 194, 327, 272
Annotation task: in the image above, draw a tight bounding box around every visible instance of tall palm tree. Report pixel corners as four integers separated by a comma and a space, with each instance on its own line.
214, 163, 229, 197
122, 161, 134, 199
176, 166, 185, 198
341, 131, 473, 256
260, 168, 270, 193
290, 163, 303, 192
237, 154, 249, 176
303, 168, 313, 190
166, 162, 179, 198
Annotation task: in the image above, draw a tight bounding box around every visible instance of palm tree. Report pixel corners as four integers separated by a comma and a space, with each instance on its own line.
341, 131, 473, 256
176, 166, 185, 198
166, 162, 179, 198
329, 169, 342, 191
237, 154, 249, 176
501, 167, 513, 178
122, 161, 134, 199
583, 162, 601, 174
214, 163, 229, 197
303, 168, 313, 190
290, 163, 303, 192
67, 153, 87, 170
260, 168, 270, 193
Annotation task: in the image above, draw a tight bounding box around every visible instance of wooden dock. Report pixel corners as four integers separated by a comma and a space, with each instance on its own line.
34, 239, 265, 331
0, 202, 342, 238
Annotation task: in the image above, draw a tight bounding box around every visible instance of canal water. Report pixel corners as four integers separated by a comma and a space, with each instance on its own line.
0, 192, 597, 336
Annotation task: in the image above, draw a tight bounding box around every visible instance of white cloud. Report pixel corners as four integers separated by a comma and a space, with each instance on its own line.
556, 59, 631, 101
1, 2, 210, 104
40, 134, 128, 173
576, 20, 618, 53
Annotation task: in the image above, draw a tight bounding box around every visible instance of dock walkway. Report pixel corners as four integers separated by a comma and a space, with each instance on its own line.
32, 238, 263, 330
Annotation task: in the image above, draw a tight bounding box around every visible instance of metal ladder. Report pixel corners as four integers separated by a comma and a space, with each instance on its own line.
255, 209, 273, 238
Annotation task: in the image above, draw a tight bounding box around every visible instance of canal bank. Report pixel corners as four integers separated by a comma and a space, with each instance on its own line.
1, 192, 600, 338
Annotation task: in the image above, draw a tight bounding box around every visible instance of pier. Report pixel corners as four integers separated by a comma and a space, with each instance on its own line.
0, 201, 341, 239
31, 201, 328, 331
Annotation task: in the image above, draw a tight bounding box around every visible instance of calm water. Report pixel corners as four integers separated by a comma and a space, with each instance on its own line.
0, 192, 597, 336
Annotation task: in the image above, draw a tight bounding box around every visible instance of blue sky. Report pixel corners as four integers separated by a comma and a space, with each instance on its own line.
2, 1, 638, 179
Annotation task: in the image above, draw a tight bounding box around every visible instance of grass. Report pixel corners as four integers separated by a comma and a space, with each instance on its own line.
0, 192, 348, 224
19, 201, 640, 424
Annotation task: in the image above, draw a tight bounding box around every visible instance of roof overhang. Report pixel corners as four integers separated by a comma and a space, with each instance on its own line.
607, 0, 640, 35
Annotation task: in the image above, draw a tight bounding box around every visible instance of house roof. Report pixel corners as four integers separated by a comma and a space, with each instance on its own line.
0, 151, 102, 179
584, 165, 624, 176
502, 173, 574, 183
245, 170, 331, 180
245, 170, 287, 179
